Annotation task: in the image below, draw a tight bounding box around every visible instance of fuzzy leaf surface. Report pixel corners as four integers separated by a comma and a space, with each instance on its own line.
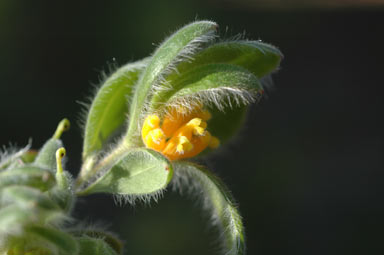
34, 139, 63, 170
71, 229, 123, 255
0, 166, 55, 191
151, 63, 262, 109
77, 236, 120, 255
1, 186, 60, 212
0, 205, 32, 234
27, 225, 78, 255
82, 59, 148, 159
171, 40, 282, 80
173, 162, 245, 255
79, 148, 173, 196
126, 21, 217, 141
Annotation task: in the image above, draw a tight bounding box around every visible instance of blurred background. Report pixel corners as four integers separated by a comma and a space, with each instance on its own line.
1, 0, 383, 254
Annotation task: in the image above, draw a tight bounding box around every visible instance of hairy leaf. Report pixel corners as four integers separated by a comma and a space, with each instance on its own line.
71, 229, 123, 255
173, 162, 245, 255
0, 166, 55, 191
151, 63, 262, 110
125, 21, 217, 142
79, 148, 173, 196
1, 186, 59, 212
172, 40, 282, 79
27, 225, 78, 255
82, 59, 148, 160
0, 205, 32, 234
77, 236, 120, 255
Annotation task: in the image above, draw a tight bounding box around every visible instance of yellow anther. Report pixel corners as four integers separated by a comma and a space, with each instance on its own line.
53, 118, 70, 139
144, 128, 166, 151
163, 136, 193, 160
186, 118, 203, 127
176, 136, 194, 154
185, 118, 207, 136
55, 147, 66, 174
193, 126, 205, 136
142, 114, 161, 141
181, 131, 212, 159
142, 103, 218, 160
209, 136, 220, 149
171, 120, 198, 140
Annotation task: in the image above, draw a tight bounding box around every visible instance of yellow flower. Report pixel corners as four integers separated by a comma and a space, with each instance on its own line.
141, 104, 220, 160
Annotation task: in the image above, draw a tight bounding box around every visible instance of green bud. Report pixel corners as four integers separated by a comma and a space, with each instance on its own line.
34, 118, 70, 170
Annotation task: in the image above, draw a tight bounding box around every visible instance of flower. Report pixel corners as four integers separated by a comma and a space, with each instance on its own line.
141, 103, 220, 160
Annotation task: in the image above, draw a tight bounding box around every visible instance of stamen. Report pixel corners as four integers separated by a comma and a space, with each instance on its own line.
142, 103, 218, 160
176, 136, 194, 154
142, 114, 160, 141
144, 128, 166, 151
180, 131, 212, 159
193, 126, 205, 136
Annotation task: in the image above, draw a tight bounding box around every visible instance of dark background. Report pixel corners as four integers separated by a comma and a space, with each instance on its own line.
1, 1, 383, 254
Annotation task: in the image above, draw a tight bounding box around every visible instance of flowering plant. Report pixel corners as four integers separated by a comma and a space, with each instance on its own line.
0, 21, 281, 255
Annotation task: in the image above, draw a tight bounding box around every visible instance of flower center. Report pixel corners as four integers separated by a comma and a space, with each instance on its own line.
141, 104, 220, 160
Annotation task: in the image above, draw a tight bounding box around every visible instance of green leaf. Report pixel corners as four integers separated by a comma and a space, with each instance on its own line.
173, 162, 246, 255
82, 58, 149, 160
1, 186, 60, 212
206, 105, 248, 145
78, 148, 173, 196
125, 21, 217, 142
151, 63, 263, 110
171, 40, 282, 80
149, 63, 260, 146
71, 229, 123, 255
0, 205, 32, 234
27, 225, 78, 255
34, 138, 63, 170
48, 186, 74, 213
77, 236, 119, 255
1, 186, 64, 225
0, 166, 55, 191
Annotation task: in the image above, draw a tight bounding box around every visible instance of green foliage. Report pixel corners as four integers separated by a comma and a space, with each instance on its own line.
173, 162, 246, 255
125, 21, 218, 142
0, 20, 281, 255
79, 148, 173, 197
150, 63, 263, 109
26, 225, 79, 255
77, 237, 119, 255
82, 59, 148, 160
0, 122, 118, 255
